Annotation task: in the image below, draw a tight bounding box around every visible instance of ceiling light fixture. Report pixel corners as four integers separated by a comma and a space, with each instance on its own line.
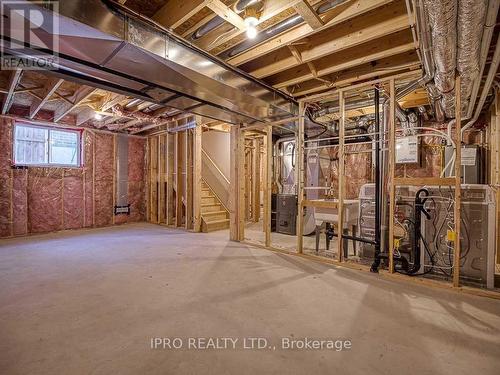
94, 113, 103, 120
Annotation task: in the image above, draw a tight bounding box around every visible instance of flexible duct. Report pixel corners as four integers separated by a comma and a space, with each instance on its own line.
423, 0, 488, 118
423, 0, 457, 96
456, 0, 487, 113
193, 17, 225, 39
414, 0, 445, 121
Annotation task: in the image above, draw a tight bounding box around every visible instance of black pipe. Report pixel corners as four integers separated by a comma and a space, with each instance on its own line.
341, 234, 377, 245
370, 87, 382, 273
406, 188, 430, 274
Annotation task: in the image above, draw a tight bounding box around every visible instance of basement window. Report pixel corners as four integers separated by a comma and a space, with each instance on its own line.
13, 124, 81, 167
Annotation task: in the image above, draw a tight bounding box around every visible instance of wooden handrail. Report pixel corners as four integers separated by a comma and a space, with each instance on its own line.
201, 148, 230, 185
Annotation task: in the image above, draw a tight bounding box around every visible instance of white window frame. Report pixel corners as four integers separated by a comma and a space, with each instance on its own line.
13, 123, 82, 168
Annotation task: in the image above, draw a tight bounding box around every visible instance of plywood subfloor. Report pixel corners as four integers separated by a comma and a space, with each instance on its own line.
1, 223, 499, 374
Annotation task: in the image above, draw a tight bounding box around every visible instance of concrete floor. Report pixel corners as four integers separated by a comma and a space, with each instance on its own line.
1, 223, 500, 375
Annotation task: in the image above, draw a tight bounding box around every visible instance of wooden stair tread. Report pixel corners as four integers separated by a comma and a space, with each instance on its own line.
203, 218, 229, 224
200, 181, 229, 232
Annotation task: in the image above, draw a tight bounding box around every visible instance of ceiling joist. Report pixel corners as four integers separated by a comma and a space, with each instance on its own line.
245, 4, 409, 79
268, 30, 415, 89
290, 53, 420, 97
196, 0, 305, 51
206, 0, 246, 31
29, 77, 64, 119
2, 69, 23, 115
54, 86, 97, 122
227, 0, 395, 66
293, 0, 323, 29
153, 0, 210, 30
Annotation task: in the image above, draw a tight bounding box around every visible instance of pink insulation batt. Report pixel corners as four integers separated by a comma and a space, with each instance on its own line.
0, 118, 13, 237
0, 118, 147, 238
93, 132, 114, 227
27, 168, 63, 233
128, 137, 146, 222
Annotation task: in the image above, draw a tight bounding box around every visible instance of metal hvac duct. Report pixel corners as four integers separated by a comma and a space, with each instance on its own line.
0, 0, 297, 125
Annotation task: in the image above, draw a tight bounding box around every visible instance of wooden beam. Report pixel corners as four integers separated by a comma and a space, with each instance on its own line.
29, 76, 64, 119
176, 132, 184, 227
264, 126, 272, 247
300, 69, 421, 103
158, 135, 165, 224
388, 78, 396, 274
245, 3, 410, 79
287, 45, 303, 64
267, 30, 414, 88
337, 91, 345, 261
453, 75, 462, 288
166, 132, 175, 225
193, 119, 202, 232
393, 177, 456, 186
227, 0, 395, 66
251, 138, 261, 222
238, 126, 245, 240
230, 125, 246, 240
289, 53, 419, 97
294, 0, 323, 29
185, 130, 193, 230
198, 0, 304, 51
296, 102, 305, 253
2, 69, 22, 114
54, 86, 97, 122
153, 0, 209, 29
206, 0, 246, 31
101, 93, 127, 112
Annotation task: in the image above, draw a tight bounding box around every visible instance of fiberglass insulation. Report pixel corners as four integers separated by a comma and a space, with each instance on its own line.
0, 118, 147, 238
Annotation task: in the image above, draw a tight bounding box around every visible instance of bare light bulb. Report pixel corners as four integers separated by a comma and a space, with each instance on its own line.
94, 113, 103, 120
244, 16, 258, 39
246, 26, 257, 39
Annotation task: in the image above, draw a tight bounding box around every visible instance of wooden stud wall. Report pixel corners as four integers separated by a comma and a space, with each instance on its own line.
296, 102, 305, 253
452, 76, 462, 287
387, 79, 396, 273
224, 71, 498, 299
146, 117, 201, 232
229, 125, 242, 241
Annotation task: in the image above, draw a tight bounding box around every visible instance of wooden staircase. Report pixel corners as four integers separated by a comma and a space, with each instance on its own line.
201, 181, 229, 232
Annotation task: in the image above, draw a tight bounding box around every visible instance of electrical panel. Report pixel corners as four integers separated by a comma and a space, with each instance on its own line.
444, 145, 483, 184
395, 136, 419, 164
